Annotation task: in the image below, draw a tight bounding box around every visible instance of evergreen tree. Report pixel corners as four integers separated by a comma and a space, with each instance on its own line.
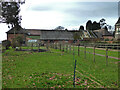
86, 20, 92, 30
79, 25, 84, 31
92, 21, 101, 30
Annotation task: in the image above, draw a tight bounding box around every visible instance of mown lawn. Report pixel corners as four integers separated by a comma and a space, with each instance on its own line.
2, 46, 119, 88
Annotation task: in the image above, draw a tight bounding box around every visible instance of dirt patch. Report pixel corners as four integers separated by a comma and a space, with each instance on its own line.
16, 49, 47, 52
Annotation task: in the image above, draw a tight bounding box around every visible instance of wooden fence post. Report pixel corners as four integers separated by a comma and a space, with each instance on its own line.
54, 43, 56, 49
93, 46, 95, 63
73, 44, 74, 55
46, 42, 49, 50
50, 43, 52, 48
53, 43, 54, 49
56, 43, 58, 49
60, 43, 61, 51
56, 43, 57, 49
62, 43, 64, 52
84, 46, 86, 59
38, 43, 40, 50
52, 43, 54, 48
78, 45, 79, 56
48, 42, 49, 50
70, 44, 71, 53
66, 44, 68, 53
31, 43, 33, 50
54, 43, 55, 49
106, 48, 108, 66
73, 44, 75, 60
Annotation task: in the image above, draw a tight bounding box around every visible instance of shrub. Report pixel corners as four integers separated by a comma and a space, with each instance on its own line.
2, 40, 11, 50
11, 36, 24, 49
104, 38, 109, 41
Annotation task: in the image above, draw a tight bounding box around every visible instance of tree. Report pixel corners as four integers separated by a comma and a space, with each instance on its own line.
73, 32, 80, 41
2, 40, 11, 50
99, 18, 112, 30
108, 25, 112, 30
0, 1, 25, 28
86, 20, 92, 31
11, 36, 24, 49
54, 26, 65, 30
79, 25, 84, 31
99, 18, 106, 29
92, 21, 101, 30
65, 28, 68, 31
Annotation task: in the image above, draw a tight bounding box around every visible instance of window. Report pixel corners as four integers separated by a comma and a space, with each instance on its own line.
116, 28, 120, 34
117, 28, 119, 31
28, 40, 37, 43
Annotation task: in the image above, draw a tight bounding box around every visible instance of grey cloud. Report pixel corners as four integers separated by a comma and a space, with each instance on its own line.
32, 2, 118, 19
30, 5, 53, 11
63, 2, 118, 18
28, 2, 118, 28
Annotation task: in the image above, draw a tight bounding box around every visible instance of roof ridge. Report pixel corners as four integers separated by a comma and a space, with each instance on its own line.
116, 17, 120, 24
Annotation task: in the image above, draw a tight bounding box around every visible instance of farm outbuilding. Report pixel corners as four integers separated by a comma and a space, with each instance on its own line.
115, 17, 120, 40
6, 26, 114, 44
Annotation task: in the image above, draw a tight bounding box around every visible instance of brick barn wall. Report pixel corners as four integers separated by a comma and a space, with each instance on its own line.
7, 34, 25, 42
103, 36, 113, 40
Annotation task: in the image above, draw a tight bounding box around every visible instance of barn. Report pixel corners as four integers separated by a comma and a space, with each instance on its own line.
6, 26, 114, 44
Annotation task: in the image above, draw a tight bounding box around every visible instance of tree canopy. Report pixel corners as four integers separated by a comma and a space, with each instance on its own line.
79, 25, 84, 31
54, 26, 65, 30
92, 21, 101, 30
99, 18, 109, 30
86, 20, 92, 30
99, 18, 106, 28
0, 1, 25, 29
86, 18, 110, 31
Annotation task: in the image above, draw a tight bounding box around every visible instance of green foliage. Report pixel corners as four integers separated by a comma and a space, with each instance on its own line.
11, 36, 24, 48
104, 38, 109, 41
99, 18, 106, 28
0, 1, 25, 29
86, 20, 101, 31
2, 40, 11, 50
54, 26, 65, 30
16, 36, 24, 45
0, 2, 23, 28
27, 36, 40, 39
79, 25, 84, 30
92, 21, 101, 30
86, 20, 93, 30
73, 32, 80, 41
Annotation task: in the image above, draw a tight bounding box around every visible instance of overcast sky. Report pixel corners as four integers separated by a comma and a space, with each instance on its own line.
0, 0, 119, 41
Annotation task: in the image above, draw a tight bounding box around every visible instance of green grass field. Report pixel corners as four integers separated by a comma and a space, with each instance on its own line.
2, 46, 119, 88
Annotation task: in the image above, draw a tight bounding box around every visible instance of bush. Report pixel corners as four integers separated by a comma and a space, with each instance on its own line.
2, 40, 11, 50
104, 38, 109, 41
11, 36, 24, 49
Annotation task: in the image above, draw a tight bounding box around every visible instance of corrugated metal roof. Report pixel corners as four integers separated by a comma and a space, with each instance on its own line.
93, 29, 113, 38
40, 30, 74, 40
